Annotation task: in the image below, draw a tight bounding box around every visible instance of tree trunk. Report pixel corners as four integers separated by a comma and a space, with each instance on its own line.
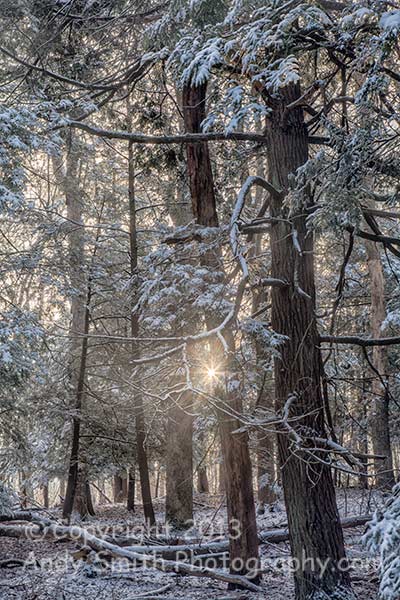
164, 156, 194, 527
155, 465, 161, 498
113, 475, 128, 503
62, 295, 90, 519
196, 407, 210, 496
218, 460, 226, 493
59, 479, 65, 502
182, 83, 218, 227
257, 427, 277, 513
197, 468, 210, 494
75, 474, 95, 518
19, 471, 32, 509
165, 396, 194, 527
265, 83, 352, 600
42, 483, 49, 509
357, 373, 369, 490
216, 371, 260, 584
182, 81, 259, 584
86, 481, 95, 516
127, 469, 135, 511
121, 476, 128, 499
364, 235, 395, 489
128, 138, 155, 526
54, 132, 91, 521
256, 378, 277, 512
113, 475, 124, 503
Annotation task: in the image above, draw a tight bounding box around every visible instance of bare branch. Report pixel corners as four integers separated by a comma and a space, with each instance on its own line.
253, 277, 290, 288
0, 46, 153, 92
363, 207, 400, 220
350, 227, 400, 258
66, 121, 268, 145
320, 335, 400, 347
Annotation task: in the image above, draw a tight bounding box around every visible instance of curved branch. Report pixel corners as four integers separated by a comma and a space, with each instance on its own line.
0, 46, 152, 92
320, 335, 400, 347
350, 227, 400, 258
363, 207, 400, 219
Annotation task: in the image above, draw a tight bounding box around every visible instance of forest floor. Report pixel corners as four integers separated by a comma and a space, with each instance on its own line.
0, 488, 382, 599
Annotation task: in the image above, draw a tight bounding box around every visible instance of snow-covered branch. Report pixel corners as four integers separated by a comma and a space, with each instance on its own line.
66, 121, 268, 145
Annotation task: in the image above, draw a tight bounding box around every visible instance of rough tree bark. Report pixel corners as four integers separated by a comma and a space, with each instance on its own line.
264, 83, 352, 600
364, 234, 395, 489
128, 138, 155, 526
182, 81, 259, 583
182, 83, 218, 228
165, 395, 194, 527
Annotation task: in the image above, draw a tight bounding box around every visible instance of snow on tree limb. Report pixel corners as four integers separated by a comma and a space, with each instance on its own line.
66, 121, 268, 144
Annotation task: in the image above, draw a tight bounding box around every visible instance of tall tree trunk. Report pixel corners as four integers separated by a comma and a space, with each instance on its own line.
54, 132, 92, 521
182, 84, 218, 228
364, 235, 395, 489
165, 395, 194, 527
63, 297, 90, 519
182, 81, 259, 583
265, 83, 352, 600
165, 156, 194, 528
216, 370, 260, 584
128, 138, 155, 526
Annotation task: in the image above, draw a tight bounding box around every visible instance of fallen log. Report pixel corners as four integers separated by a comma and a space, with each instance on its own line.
0, 522, 262, 593
0, 559, 26, 568
118, 514, 372, 558
0, 512, 41, 523
106, 533, 195, 547
108, 515, 370, 550
340, 514, 373, 528
0, 513, 372, 552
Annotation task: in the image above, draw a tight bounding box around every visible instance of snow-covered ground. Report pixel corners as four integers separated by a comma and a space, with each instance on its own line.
0, 489, 382, 599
